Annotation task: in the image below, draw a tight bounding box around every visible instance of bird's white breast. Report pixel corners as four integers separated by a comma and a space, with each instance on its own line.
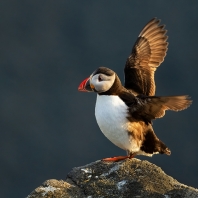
95, 95, 133, 151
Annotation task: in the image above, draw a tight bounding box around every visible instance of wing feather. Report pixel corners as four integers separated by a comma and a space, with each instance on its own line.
124, 18, 168, 96
129, 95, 192, 123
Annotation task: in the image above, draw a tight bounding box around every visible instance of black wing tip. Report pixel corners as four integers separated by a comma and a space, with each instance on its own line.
149, 17, 166, 28
139, 17, 168, 38
172, 95, 192, 110
148, 17, 161, 25
150, 17, 160, 23
180, 95, 192, 102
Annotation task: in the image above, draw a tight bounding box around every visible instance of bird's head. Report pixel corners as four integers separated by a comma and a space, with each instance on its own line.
78, 67, 116, 94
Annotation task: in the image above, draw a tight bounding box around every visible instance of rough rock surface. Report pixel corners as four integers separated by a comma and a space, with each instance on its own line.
27, 159, 198, 198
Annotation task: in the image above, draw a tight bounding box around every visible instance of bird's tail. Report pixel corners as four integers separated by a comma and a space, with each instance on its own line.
156, 140, 171, 155
141, 127, 171, 155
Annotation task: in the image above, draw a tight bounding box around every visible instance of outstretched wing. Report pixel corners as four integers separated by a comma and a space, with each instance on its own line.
124, 18, 168, 96
129, 95, 192, 124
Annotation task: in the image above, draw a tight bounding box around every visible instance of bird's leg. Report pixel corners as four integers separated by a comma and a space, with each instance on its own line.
126, 151, 136, 159
128, 153, 136, 159
102, 151, 136, 162
102, 156, 129, 162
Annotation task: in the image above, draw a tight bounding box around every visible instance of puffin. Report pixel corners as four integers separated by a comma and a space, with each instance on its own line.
78, 18, 192, 162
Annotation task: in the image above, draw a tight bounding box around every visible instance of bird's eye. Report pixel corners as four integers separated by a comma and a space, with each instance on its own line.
98, 75, 102, 81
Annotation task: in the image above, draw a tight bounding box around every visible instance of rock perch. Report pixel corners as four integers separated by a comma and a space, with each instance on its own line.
27, 158, 198, 198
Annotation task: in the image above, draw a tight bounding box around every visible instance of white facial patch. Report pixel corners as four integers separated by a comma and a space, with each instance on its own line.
90, 73, 115, 93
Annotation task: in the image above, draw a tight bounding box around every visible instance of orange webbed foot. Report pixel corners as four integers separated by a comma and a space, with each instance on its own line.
102, 156, 129, 162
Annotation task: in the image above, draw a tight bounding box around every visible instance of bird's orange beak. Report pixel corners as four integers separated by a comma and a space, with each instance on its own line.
78, 77, 94, 92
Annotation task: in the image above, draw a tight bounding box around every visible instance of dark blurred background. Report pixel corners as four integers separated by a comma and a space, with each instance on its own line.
1, 1, 198, 197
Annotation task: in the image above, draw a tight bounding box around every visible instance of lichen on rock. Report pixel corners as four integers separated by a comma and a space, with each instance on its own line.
27, 159, 198, 198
